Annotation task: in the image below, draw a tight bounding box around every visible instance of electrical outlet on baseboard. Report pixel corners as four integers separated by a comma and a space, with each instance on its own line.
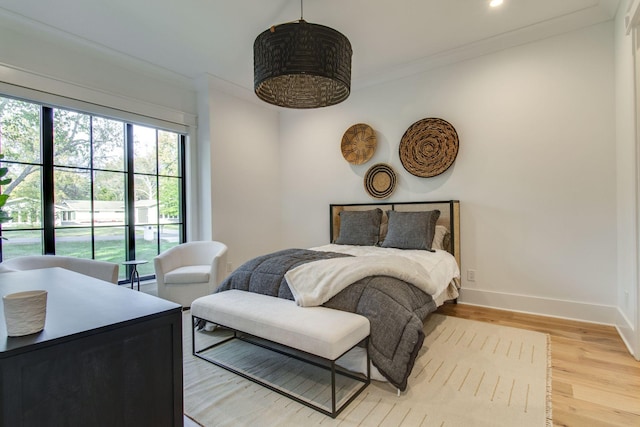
467, 269, 476, 282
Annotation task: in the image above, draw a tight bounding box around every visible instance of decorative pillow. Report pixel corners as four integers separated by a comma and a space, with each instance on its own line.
334, 209, 383, 246
380, 210, 441, 250
431, 225, 449, 250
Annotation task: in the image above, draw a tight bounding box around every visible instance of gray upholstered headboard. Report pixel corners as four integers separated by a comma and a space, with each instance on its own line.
329, 200, 461, 267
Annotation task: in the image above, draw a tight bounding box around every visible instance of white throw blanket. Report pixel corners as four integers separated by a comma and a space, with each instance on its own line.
285, 245, 459, 307
285, 244, 460, 307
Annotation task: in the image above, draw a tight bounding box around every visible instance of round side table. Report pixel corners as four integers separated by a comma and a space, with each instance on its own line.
122, 260, 148, 291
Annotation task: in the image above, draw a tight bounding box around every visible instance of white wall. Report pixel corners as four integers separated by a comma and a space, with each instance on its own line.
614, 0, 639, 357
280, 22, 618, 324
196, 79, 283, 276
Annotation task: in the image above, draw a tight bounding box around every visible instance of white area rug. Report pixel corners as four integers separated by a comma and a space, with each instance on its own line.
183, 312, 552, 426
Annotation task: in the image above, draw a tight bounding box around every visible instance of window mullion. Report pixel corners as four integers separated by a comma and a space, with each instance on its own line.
125, 124, 135, 262
42, 106, 55, 255
89, 117, 96, 259
155, 131, 160, 255
179, 135, 186, 242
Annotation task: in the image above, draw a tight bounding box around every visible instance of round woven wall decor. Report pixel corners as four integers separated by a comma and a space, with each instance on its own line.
341, 123, 377, 165
364, 163, 397, 199
399, 118, 459, 177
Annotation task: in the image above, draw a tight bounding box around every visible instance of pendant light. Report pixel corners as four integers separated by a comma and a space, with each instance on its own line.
253, 0, 353, 109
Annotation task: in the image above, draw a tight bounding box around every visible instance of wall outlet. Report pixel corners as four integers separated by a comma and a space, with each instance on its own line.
467, 269, 476, 282
226, 262, 233, 273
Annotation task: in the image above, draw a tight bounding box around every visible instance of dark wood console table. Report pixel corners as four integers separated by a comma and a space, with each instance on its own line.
0, 267, 183, 427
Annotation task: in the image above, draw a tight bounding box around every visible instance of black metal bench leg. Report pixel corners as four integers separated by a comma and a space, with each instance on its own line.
331, 361, 337, 417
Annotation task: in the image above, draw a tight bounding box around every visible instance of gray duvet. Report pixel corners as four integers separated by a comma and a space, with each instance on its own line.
215, 248, 437, 391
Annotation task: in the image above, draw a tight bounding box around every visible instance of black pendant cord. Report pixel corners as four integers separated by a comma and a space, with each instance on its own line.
300, 0, 303, 20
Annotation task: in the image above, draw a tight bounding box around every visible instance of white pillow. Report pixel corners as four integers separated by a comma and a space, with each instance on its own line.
432, 225, 449, 250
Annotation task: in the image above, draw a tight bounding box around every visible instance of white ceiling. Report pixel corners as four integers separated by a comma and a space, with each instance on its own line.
0, 0, 621, 92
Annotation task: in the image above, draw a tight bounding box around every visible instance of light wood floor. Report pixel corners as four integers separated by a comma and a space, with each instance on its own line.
436, 303, 640, 427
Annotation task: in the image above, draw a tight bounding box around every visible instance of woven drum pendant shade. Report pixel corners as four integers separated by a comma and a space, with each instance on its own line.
254, 20, 352, 109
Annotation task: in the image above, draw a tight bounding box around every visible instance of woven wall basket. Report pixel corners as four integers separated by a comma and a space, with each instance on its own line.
364, 163, 397, 199
399, 118, 459, 178
341, 123, 377, 165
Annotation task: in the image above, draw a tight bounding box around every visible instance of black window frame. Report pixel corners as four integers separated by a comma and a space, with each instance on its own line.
0, 98, 187, 284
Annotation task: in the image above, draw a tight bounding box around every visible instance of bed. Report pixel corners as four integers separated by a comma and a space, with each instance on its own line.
214, 200, 461, 391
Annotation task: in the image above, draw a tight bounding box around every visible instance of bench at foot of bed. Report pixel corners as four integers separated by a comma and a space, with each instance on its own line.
191, 289, 371, 418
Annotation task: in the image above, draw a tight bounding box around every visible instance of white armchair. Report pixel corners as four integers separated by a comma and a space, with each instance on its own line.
0, 255, 119, 284
153, 241, 228, 308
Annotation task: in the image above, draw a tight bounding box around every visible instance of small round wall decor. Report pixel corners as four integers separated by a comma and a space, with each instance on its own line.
341, 123, 377, 165
399, 117, 459, 177
364, 163, 397, 199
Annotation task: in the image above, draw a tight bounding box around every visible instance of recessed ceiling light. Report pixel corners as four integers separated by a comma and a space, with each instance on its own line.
490, 0, 503, 7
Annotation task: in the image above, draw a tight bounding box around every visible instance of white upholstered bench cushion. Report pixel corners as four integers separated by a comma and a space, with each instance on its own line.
191, 290, 370, 361
164, 265, 210, 284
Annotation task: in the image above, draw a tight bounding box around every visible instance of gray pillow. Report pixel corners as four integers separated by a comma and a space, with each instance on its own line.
380, 210, 441, 250
334, 209, 383, 246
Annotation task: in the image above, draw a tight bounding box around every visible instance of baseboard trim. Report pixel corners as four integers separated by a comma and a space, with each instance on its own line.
458, 288, 618, 325
614, 308, 639, 360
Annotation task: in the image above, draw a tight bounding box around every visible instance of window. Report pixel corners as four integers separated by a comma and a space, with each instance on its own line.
0, 96, 186, 282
